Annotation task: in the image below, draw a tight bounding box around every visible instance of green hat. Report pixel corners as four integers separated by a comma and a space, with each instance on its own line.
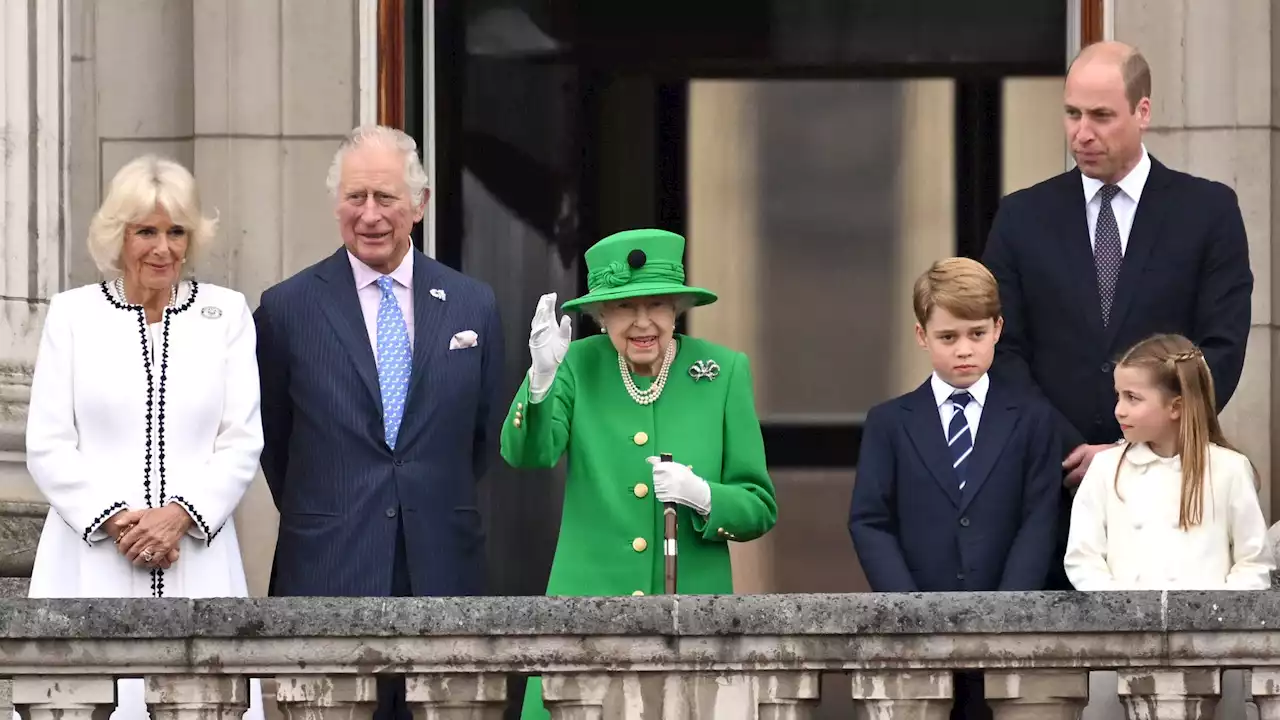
561, 229, 718, 311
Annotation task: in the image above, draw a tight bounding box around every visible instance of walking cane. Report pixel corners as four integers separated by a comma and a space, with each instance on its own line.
661, 452, 678, 594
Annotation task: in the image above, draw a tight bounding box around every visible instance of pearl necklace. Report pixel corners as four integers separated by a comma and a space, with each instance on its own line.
114, 276, 177, 309
619, 338, 676, 406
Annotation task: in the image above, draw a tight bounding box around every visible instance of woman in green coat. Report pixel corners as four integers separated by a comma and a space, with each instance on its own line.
501, 228, 779, 719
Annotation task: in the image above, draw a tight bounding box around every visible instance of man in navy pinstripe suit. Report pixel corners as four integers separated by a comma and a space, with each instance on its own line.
255, 125, 505, 720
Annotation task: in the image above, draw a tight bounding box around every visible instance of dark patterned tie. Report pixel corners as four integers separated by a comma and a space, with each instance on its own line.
948, 392, 973, 491
1094, 184, 1123, 326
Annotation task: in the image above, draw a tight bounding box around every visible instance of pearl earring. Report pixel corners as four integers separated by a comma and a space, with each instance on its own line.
600, 327, 606, 334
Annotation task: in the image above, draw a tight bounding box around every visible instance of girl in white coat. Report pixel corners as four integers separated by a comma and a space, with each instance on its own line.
1064, 333, 1273, 591
22, 156, 264, 720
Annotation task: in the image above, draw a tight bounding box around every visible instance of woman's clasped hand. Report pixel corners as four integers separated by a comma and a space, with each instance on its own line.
103, 505, 194, 569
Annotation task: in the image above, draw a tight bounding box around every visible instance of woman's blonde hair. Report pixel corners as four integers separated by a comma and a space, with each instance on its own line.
87, 155, 218, 276
1113, 333, 1246, 530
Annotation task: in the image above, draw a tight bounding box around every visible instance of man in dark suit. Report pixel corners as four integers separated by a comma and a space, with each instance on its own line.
982, 41, 1252, 590
255, 125, 504, 720
850, 258, 1061, 719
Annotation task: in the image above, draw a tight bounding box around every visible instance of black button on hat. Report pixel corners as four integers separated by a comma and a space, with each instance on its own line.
627, 249, 647, 269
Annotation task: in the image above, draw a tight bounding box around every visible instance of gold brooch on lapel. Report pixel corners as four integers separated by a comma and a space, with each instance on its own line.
688, 359, 720, 382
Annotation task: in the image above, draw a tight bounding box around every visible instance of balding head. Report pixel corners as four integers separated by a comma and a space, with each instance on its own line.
1069, 41, 1152, 112
1064, 41, 1151, 184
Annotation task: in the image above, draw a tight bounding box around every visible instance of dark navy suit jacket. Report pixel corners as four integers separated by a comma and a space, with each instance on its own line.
848, 378, 1061, 592
255, 248, 504, 597
982, 158, 1251, 451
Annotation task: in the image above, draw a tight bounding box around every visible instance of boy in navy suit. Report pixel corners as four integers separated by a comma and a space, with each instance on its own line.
848, 258, 1061, 719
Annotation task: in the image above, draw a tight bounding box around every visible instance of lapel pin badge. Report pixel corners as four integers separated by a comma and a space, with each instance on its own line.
429, 288, 447, 302
688, 359, 720, 382
201, 306, 222, 319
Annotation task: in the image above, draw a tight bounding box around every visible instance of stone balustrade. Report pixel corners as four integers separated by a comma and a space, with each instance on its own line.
0, 592, 1278, 719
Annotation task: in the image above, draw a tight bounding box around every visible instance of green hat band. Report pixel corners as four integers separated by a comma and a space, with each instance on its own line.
586, 260, 685, 294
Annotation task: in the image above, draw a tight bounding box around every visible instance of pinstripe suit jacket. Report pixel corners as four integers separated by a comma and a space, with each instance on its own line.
255, 247, 504, 597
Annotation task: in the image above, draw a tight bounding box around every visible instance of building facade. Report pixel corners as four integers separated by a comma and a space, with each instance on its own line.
0, 0, 1277, 609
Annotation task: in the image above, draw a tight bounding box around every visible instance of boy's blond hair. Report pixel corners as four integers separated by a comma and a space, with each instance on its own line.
912, 257, 1001, 327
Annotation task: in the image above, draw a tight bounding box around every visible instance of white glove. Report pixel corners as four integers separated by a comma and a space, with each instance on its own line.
646, 456, 712, 516
528, 292, 573, 403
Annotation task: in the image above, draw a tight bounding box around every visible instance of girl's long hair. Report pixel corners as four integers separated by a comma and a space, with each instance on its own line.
1113, 334, 1246, 530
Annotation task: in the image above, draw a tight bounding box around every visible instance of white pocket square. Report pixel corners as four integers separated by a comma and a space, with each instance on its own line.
449, 330, 479, 350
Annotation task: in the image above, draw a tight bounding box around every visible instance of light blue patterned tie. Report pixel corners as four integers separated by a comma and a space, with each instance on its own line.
375, 276, 411, 449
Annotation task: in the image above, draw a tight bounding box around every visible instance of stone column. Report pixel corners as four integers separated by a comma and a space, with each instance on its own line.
145, 675, 249, 720
540, 674, 612, 720
1112, 0, 1280, 519
404, 674, 507, 719
850, 670, 953, 719
754, 672, 821, 719
985, 670, 1090, 720
12, 676, 115, 720
1117, 668, 1220, 720
275, 675, 378, 720
1250, 668, 1280, 720
0, 0, 70, 503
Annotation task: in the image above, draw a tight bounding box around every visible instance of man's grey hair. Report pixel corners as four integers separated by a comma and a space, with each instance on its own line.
325, 125, 430, 205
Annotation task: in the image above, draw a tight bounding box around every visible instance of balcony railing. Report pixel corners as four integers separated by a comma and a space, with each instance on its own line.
0, 591, 1277, 718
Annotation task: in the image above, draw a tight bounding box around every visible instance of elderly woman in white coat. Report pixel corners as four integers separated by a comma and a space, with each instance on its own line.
23, 155, 264, 720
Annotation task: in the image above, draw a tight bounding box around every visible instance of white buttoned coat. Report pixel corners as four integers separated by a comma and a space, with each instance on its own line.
23, 281, 265, 720
1064, 442, 1273, 590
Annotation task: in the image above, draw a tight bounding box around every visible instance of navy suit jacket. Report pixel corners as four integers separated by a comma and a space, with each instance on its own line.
982, 158, 1251, 451
255, 248, 505, 597
848, 378, 1061, 593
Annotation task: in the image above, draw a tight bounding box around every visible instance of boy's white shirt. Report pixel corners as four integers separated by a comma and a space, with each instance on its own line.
1064, 442, 1274, 590
930, 372, 988, 440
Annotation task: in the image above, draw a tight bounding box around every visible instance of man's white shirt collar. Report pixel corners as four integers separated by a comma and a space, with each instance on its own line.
1081, 144, 1151, 205
348, 249, 414, 290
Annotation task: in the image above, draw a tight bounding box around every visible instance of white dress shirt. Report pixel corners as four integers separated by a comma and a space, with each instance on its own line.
931, 372, 989, 441
1064, 442, 1273, 590
1082, 144, 1151, 256
348, 250, 415, 355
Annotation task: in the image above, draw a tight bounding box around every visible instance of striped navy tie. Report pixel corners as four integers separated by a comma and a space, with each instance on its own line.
948, 391, 973, 490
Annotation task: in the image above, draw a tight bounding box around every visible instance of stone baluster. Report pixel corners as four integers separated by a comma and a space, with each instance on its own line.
541, 674, 612, 720
405, 673, 507, 719
1117, 668, 1220, 720
276, 675, 379, 720
12, 676, 116, 720
755, 671, 821, 719
1251, 669, 1280, 720
984, 670, 1089, 720
144, 675, 248, 720
849, 670, 953, 719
